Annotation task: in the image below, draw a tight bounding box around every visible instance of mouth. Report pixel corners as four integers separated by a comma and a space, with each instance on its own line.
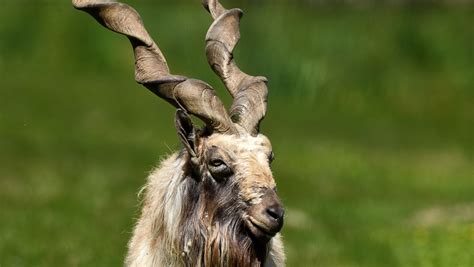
245, 216, 278, 241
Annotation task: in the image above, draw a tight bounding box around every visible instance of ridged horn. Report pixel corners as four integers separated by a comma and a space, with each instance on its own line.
72, 0, 234, 133
203, 0, 269, 136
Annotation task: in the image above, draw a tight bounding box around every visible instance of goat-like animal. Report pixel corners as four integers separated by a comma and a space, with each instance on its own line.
72, 0, 285, 266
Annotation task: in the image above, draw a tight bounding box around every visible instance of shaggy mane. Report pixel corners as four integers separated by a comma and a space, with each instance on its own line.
125, 152, 284, 267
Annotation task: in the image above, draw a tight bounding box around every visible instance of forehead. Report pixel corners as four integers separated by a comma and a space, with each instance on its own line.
205, 133, 272, 155
205, 133, 276, 191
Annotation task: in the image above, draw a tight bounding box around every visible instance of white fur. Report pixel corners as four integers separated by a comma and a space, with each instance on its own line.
125, 150, 286, 266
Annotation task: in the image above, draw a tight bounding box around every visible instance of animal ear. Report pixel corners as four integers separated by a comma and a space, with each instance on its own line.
175, 109, 197, 157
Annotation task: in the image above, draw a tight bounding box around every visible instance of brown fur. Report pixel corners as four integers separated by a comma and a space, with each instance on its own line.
126, 133, 285, 266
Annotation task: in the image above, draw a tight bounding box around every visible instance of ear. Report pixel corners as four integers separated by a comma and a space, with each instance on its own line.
175, 109, 198, 157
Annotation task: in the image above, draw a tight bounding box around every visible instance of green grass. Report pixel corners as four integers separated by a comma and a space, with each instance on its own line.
0, 1, 473, 266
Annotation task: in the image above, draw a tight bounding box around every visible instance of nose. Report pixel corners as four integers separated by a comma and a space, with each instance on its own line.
266, 203, 284, 221
260, 189, 284, 230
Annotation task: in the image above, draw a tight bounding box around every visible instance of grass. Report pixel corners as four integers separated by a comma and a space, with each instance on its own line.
0, 1, 473, 266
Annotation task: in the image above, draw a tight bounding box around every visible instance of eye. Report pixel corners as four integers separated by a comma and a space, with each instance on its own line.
210, 159, 225, 167
269, 151, 275, 163
208, 159, 233, 182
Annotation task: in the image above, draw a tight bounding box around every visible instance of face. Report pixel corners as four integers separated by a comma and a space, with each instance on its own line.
195, 132, 284, 242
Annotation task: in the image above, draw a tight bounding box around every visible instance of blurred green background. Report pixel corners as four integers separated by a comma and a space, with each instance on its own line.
0, 0, 473, 266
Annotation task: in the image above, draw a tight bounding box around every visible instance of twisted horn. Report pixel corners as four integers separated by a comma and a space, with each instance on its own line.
72, 0, 234, 133
203, 0, 268, 136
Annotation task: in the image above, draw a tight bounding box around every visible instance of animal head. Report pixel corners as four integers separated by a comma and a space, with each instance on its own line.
73, 0, 284, 242
176, 111, 284, 242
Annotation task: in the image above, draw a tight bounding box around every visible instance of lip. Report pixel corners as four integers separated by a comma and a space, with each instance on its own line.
245, 216, 278, 240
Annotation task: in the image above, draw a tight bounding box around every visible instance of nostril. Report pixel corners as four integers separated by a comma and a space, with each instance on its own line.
266, 205, 284, 221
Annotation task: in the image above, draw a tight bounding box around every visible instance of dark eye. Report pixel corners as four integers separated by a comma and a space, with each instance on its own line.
208, 159, 232, 182
269, 152, 275, 163
210, 159, 225, 167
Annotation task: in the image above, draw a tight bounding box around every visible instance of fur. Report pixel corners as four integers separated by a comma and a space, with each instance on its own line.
125, 152, 285, 267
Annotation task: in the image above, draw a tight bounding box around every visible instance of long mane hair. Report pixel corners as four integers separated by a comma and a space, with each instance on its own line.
126, 153, 282, 267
